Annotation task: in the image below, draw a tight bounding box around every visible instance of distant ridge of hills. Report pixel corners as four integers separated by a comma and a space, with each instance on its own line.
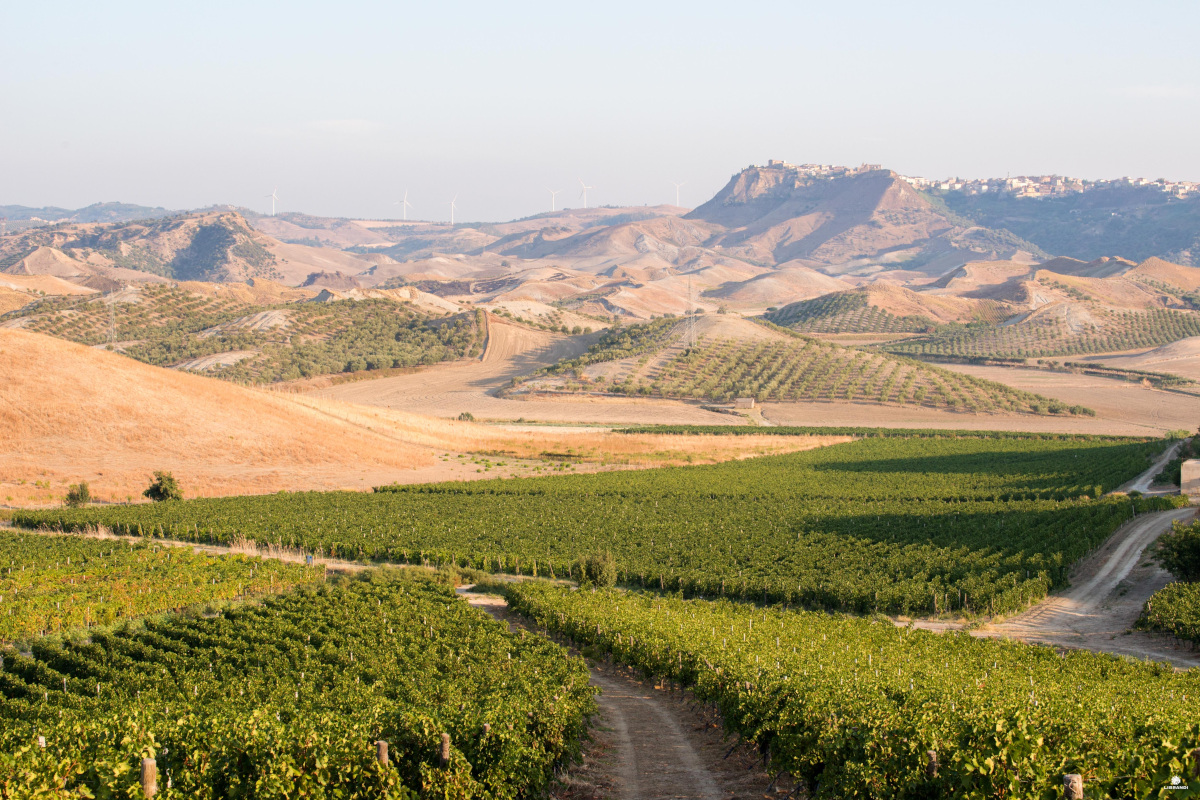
0, 202, 177, 225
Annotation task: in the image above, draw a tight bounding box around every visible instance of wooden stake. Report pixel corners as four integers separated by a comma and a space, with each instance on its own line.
375, 740, 388, 766
925, 750, 938, 779
141, 757, 157, 798
439, 733, 451, 767
1063, 774, 1083, 800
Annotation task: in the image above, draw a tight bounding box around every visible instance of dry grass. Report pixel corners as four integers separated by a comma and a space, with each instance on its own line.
0, 328, 846, 507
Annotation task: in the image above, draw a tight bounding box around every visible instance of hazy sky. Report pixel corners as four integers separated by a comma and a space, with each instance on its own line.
3, 1, 1198, 222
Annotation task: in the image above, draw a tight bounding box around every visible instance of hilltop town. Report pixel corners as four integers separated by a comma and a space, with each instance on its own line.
758, 158, 1198, 199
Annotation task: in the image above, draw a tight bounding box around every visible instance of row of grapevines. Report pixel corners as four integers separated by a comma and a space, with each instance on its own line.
0, 531, 318, 641
14, 437, 1180, 618
1139, 582, 1200, 645
508, 583, 1200, 799
0, 570, 596, 799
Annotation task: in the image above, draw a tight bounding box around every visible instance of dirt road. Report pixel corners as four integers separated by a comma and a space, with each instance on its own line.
1120, 439, 1182, 494
976, 506, 1200, 667
309, 319, 778, 426
463, 593, 789, 800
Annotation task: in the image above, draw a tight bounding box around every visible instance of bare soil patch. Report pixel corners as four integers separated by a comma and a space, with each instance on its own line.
936, 363, 1200, 435
309, 318, 743, 426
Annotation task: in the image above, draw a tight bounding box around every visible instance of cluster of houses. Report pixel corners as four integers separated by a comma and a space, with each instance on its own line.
904, 173, 1197, 199
759, 159, 1197, 200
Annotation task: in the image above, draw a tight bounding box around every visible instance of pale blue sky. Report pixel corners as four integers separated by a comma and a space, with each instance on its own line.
3, 1, 1197, 222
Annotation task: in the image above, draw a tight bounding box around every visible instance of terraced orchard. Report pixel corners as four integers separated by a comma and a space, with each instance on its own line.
509, 583, 1200, 799
17, 435, 1182, 617
0, 530, 317, 641
886, 306, 1200, 359
763, 291, 933, 333
2, 285, 483, 382
0, 571, 595, 799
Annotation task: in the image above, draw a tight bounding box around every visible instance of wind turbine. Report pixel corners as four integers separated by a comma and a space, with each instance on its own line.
264, 188, 279, 216
394, 189, 413, 221
672, 182, 686, 207
449, 195, 458, 225
545, 186, 561, 212
578, 178, 593, 209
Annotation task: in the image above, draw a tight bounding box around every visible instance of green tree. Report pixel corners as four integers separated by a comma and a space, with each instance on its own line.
1155, 520, 1200, 581
64, 481, 91, 508
143, 471, 183, 502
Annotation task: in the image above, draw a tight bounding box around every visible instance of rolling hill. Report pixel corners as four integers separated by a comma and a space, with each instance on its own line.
0, 282, 482, 383
939, 184, 1200, 266
0, 327, 438, 501
0, 211, 401, 289
521, 315, 1088, 415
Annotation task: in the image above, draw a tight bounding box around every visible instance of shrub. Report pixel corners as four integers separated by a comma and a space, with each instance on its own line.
580, 551, 617, 587
64, 481, 91, 508
1155, 520, 1200, 581
457, 412, 476, 422
143, 471, 183, 502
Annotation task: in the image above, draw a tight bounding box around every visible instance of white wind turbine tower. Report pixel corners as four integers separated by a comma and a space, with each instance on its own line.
264, 188, 279, 216
449, 195, 458, 225
672, 182, 686, 207
545, 187, 561, 213
394, 190, 414, 221
578, 178, 593, 209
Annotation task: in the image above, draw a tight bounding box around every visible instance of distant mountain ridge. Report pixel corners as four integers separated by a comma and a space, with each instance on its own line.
0, 202, 177, 224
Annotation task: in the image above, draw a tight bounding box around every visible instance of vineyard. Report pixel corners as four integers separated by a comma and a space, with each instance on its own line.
2, 285, 483, 383
0, 531, 317, 641
16, 436, 1182, 617
0, 570, 595, 798
885, 307, 1200, 359
537, 318, 1090, 415
763, 291, 933, 333
507, 583, 1200, 799
1140, 581, 1200, 645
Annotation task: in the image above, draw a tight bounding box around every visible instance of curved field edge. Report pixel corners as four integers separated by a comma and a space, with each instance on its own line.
506, 583, 1200, 800
12, 436, 1183, 619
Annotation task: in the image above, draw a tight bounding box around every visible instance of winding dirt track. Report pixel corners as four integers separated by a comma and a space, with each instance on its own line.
971, 446, 1199, 667
976, 506, 1200, 667
309, 319, 759, 425
463, 593, 789, 800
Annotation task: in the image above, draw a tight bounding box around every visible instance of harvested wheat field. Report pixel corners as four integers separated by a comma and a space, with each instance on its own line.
0, 328, 844, 506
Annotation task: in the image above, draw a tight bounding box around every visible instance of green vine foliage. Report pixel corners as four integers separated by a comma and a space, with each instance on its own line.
509, 583, 1200, 799
0, 572, 596, 799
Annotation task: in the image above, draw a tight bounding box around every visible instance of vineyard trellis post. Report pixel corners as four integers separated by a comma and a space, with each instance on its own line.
925, 750, 937, 779
141, 757, 157, 798
376, 740, 388, 766
1062, 773, 1082, 799
439, 733, 451, 767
